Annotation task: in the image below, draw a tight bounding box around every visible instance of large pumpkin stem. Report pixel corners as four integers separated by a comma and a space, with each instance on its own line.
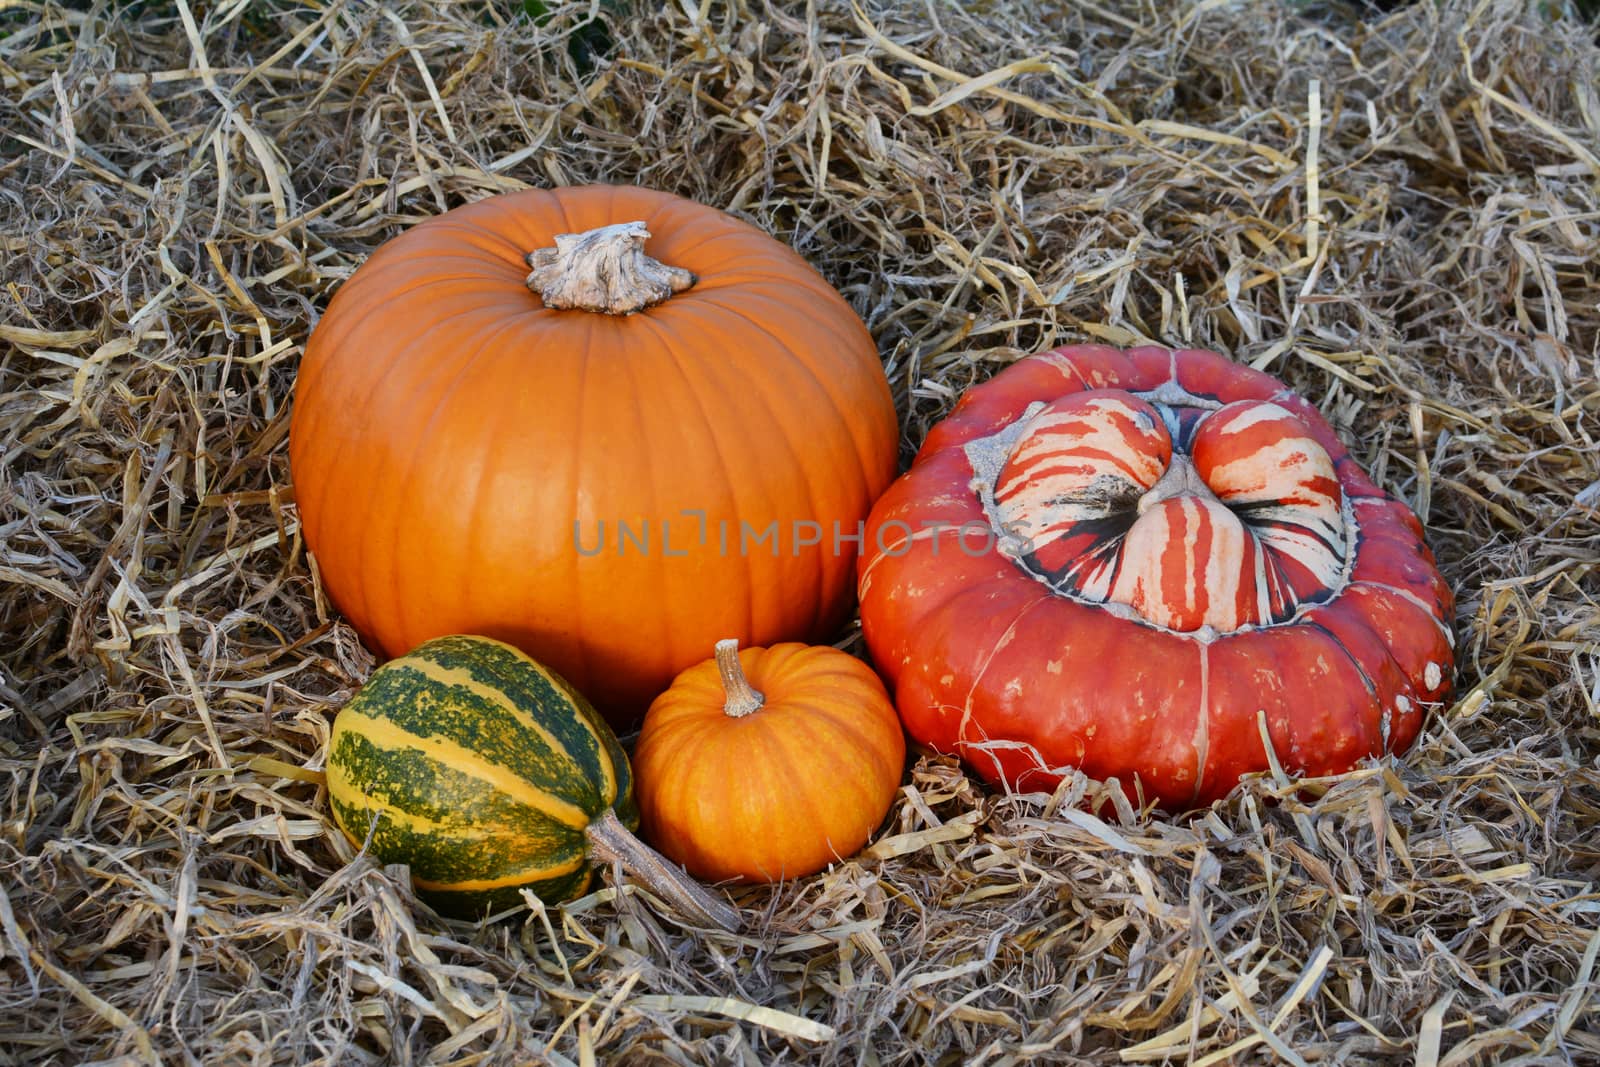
585, 808, 741, 932
714, 639, 765, 718
525, 221, 696, 315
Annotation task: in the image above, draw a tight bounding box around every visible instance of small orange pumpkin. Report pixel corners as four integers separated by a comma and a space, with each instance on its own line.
633, 640, 906, 883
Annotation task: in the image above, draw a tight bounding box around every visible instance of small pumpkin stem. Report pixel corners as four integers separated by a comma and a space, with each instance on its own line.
1136, 453, 1220, 514
585, 808, 741, 933
714, 639, 764, 718
525, 221, 696, 315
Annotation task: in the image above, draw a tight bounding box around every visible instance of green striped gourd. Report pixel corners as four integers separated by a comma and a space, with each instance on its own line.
326, 634, 738, 929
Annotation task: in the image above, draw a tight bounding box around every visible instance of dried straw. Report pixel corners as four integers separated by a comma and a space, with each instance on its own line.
2, 0, 1598, 1063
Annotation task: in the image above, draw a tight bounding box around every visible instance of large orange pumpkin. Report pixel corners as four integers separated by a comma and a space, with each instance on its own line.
290, 186, 899, 726
858, 345, 1455, 808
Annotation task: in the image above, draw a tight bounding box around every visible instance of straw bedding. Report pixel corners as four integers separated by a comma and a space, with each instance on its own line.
2, 0, 1598, 1063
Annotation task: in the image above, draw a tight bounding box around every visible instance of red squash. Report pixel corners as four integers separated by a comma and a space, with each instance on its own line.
857, 345, 1454, 808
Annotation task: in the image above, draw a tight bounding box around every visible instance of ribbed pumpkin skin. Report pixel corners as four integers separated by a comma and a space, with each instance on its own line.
290, 186, 899, 727
858, 345, 1455, 808
632, 644, 906, 884
326, 635, 638, 917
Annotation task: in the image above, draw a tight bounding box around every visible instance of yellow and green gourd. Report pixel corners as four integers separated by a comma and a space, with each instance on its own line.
326, 635, 737, 929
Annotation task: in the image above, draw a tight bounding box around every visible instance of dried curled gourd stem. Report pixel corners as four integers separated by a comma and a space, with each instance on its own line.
714, 639, 765, 718
585, 808, 741, 932
525, 221, 695, 315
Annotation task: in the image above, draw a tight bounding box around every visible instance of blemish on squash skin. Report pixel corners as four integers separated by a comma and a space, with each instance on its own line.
1046, 659, 1063, 675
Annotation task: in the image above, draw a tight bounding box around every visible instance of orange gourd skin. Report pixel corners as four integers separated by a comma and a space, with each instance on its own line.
289, 186, 899, 727
858, 345, 1455, 809
633, 643, 906, 884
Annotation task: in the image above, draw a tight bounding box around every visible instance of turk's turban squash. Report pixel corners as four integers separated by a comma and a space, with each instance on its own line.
857, 345, 1454, 808
290, 186, 899, 726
